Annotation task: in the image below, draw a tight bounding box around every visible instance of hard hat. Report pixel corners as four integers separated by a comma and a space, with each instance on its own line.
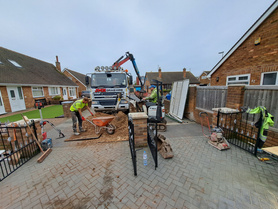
149, 85, 156, 89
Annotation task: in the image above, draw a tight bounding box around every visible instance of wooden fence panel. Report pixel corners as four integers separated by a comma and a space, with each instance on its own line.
196, 86, 227, 111
244, 86, 278, 129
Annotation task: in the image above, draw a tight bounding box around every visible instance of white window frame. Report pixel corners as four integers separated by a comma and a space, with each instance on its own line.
69, 87, 76, 98
226, 74, 250, 86
32, 87, 44, 98
260, 71, 278, 86
48, 87, 60, 96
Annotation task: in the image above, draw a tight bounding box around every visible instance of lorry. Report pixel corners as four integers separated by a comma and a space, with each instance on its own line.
85, 66, 132, 112
85, 52, 166, 131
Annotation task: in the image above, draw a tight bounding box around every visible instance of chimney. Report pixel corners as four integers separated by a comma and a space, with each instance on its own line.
158, 67, 162, 79
183, 68, 186, 79
55, 56, 61, 72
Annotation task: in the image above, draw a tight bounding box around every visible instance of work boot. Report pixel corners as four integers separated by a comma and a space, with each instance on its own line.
80, 128, 87, 132
74, 131, 80, 136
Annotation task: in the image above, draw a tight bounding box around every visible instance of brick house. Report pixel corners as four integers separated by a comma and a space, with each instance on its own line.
208, 1, 278, 86
198, 71, 211, 86
0, 47, 78, 114
63, 68, 87, 97
144, 68, 200, 92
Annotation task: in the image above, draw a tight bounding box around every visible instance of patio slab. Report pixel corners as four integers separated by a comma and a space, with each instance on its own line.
0, 111, 277, 209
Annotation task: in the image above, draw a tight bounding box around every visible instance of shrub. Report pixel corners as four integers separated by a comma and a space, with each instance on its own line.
53, 95, 62, 100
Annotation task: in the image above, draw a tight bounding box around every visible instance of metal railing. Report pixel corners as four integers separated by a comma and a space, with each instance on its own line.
128, 120, 158, 176
216, 110, 261, 155
128, 120, 137, 176
0, 121, 40, 181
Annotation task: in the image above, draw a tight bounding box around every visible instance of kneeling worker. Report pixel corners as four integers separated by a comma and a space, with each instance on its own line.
70, 97, 93, 135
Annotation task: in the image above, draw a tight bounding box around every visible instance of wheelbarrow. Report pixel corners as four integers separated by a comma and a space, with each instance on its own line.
86, 116, 116, 135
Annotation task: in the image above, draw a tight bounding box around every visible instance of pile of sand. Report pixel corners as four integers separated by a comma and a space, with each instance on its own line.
65, 111, 129, 143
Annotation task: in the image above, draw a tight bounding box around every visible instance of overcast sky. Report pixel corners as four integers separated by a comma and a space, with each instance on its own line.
1, 0, 275, 79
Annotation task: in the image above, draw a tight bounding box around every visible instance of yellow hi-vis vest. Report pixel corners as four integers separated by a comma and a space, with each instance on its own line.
246, 106, 274, 142
70, 99, 88, 112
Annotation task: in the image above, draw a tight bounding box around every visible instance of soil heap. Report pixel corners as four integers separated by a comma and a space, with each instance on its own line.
65, 111, 128, 143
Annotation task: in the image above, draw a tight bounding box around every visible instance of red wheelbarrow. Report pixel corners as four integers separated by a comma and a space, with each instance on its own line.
86, 116, 116, 135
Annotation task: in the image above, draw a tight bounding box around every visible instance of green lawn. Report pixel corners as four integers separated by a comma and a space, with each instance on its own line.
0, 105, 64, 123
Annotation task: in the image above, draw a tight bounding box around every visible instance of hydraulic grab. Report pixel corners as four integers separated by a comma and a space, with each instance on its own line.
112, 52, 145, 99
113, 52, 167, 131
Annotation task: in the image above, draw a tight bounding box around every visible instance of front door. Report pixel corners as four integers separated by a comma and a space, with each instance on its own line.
0, 90, 6, 115
63, 88, 68, 100
7, 86, 26, 112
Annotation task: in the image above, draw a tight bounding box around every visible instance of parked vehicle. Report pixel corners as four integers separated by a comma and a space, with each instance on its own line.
85, 67, 132, 112
81, 90, 91, 98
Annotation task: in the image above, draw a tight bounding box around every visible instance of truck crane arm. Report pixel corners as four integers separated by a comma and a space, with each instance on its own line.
112, 52, 144, 88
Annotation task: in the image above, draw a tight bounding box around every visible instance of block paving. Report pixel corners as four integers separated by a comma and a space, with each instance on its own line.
0, 114, 278, 208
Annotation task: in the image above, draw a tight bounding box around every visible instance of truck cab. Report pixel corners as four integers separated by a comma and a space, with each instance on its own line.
86, 66, 131, 112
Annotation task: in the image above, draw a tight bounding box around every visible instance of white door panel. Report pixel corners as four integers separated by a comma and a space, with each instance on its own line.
7, 86, 26, 112
0, 90, 6, 114
169, 80, 189, 120
63, 88, 68, 100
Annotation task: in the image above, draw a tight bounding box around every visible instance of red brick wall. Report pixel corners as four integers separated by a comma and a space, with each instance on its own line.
226, 86, 245, 110
199, 72, 211, 86
22, 86, 34, 109
211, 8, 278, 86
0, 86, 10, 112
184, 86, 214, 127
63, 71, 85, 97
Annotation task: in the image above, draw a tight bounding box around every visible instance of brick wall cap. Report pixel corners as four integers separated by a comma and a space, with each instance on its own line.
212, 107, 240, 113
7, 118, 41, 126
227, 84, 246, 87
128, 112, 148, 119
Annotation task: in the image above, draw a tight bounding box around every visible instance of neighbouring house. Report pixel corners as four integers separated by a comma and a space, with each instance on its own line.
0, 47, 78, 114
144, 68, 200, 92
198, 71, 211, 86
63, 68, 87, 97
208, 1, 278, 86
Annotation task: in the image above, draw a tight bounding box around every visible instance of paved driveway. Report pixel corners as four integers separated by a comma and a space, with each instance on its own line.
0, 113, 278, 209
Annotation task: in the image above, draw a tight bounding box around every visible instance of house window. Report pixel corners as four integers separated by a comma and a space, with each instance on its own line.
8, 59, 22, 68
49, 87, 60, 95
32, 87, 44, 97
261, 72, 278, 85
10, 90, 15, 98
226, 74, 250, 85
17, 87, 23, 99
69, 87, 76, 97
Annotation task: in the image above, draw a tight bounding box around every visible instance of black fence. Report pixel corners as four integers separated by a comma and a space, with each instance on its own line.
0, 121, 40, 181
128, 120, 158, 176
147, 124, 158, 169
216, 110, 261, 155
128, 120, 137, 176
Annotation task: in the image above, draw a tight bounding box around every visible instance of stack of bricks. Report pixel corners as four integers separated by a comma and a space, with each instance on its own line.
128, 112, 148, 147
